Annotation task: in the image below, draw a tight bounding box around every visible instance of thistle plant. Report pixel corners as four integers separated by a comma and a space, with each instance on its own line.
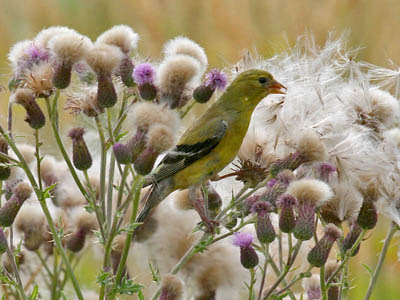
1, 27, 400, 300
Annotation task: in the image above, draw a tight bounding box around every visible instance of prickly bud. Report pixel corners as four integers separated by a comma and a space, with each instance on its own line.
307, 224, 341, 267
0, 182, 32, 227
13, 88, 45, 129
293, 202, 316, 241
356, 198, 377, 230
277, 194, 297, 233
52, 60, 73, 89
193, 84, 214, 103
134, 147, 157, 175
97, 72, 117, 108
119, 56, 135, 87
68, 128, 92, 171
341, 222, 362, 256
252, 201, 275, 243
233, 232, 259, 269
0, 138, 10, 180
113, 142, 132, 164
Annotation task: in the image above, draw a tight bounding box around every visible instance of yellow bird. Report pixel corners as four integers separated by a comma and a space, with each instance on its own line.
136, 69, 285, 225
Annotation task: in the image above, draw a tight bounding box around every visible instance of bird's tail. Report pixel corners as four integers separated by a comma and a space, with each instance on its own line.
135, 178, 175, 225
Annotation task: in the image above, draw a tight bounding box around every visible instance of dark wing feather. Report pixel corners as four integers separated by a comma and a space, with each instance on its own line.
148, 120, 227, 184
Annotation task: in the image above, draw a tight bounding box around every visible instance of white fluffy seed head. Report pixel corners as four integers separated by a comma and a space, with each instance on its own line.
365, 88, 399, 127
147, 124, 176, 153
324, 223, 342, 240
127, 102, 180, 131
287, 178, 333, 206
161, 274, 184, 300
297, 130, 328, 162
49, 32, 92, 63
157, 54, 202, 99
383, 128, 400, 148
12, 88, 35, 105
96, 25, 139, 54
14, 144, 36, 165
34, 26, 77, 48
24, 62, 54, 97
15, 203, 45, 234
302, 274, 321, 300
163, 36, 208, 71
85, 44, 123, 74
8, 40, 32, 68
71, 208, 98, 233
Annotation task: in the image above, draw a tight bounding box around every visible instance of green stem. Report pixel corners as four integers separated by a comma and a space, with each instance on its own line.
248, 268, 256, 300
320, 265, 327, 300
34, 129, 42, 191
5, 242, 27, 300
95, 116, 107, 228
106, 108, 115, 230
35, 251, 53, 278
363, 222, 397, 300
113, 176, 143, 286
51, 249, 59, 300
258, 244, 270, 300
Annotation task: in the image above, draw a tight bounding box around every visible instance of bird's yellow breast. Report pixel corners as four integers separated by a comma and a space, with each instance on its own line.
172, 109, 253, 190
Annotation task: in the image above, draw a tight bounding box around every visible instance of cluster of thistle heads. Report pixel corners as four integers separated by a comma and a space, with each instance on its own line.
2, 25, 400, 299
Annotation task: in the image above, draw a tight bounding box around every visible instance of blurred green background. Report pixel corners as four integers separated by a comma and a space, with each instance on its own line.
0, 0, 400, 299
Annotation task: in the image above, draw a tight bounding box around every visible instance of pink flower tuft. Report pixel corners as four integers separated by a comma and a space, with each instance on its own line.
233, 232, 253, 248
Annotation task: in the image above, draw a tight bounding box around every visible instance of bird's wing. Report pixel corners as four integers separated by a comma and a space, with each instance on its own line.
149, 118, 228, 184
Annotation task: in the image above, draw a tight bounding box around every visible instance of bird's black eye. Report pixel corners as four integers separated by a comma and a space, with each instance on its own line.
258, 77, 267, 84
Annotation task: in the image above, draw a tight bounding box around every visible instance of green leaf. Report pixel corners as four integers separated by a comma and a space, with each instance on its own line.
148, 262, 161, 284
362, 263, 373, 277
28, 284, 39, 300
194, 235, 213, 253
96, 270, 113, 286
118, 222, 142, 235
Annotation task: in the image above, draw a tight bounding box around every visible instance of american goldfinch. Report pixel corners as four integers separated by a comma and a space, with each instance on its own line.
137, 69, 285, 225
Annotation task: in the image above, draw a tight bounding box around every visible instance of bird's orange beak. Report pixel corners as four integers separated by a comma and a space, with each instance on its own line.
269, 80, 286, 94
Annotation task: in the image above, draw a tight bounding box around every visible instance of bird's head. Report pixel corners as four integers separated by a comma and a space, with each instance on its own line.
226, 69, 286, 108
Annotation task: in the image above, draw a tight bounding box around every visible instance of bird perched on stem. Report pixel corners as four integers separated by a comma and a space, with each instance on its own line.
136, 69, 285, 230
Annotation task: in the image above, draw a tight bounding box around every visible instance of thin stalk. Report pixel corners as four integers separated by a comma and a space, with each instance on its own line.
106, 108, 115, 230
275, 265, 314, 295
51, 249, 59, 300
35, 251, 53, 278
320, 265, 327, 300
8, 101, 13, 139
248, 268, 256, 300
83, 170, 106, 241
95, 116, 107, 229
34, 129, 43, 190
5, 243, 27, 300
0, 127, 84, 300
278, 231, 283, 271
363, 222, 397, 300
113, 176, 143, 285
258, 244, 270, 300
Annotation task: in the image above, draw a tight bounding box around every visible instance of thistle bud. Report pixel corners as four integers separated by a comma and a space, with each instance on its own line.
160, 275, 184, 300
65, 209, 97, 252
0, 229, 7, 254
260, 170, 295, 208
251, 201, 275, 243
134, 124, 175, 175
277, 194, 297, 233
12, 88, 45, 129
233, 232, 259, 269
113, 142, 132, 164
288, 179, 333, 240
86, 44, 123, 108
356, 198, 377, 230
0, 182, 32, 227
119, 56, 135, 87
49, 32, 92, 89
127, 129, 147, 163
68, 128, 92, 171
193, 69, 227, 103
341, 222, 362, 256
302, 275, 321, 300
307, 224, 342, 267
0, 137, 11, 180
204, 183, 222, 214
240, 195, 261, 216
133, 63, 157, 100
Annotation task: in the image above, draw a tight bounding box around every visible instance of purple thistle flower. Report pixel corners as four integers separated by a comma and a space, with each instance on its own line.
267, 178, 278, 188
25, 43, 49, 64
133, 63, 155, 85
232, 232, 253, 248
205, 68, 228, 90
